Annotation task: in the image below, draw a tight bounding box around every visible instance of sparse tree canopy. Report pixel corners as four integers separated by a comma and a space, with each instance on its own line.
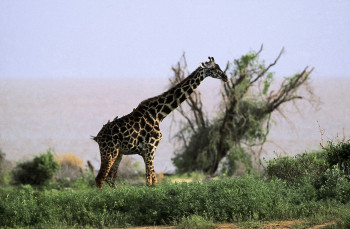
170, 46, 315, 175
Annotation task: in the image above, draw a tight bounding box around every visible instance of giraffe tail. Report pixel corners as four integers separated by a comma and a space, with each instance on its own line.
91, 135, 99, 142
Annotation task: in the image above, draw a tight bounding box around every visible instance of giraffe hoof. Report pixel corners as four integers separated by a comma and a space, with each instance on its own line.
96, 183, 103, 190
95, 179, 104, 190
106, 180, 117, 188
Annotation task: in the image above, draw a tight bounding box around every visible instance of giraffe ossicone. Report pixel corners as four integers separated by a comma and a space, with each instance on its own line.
93, 56, 228, 189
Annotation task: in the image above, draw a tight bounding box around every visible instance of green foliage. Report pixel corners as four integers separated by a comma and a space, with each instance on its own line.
316, 166, 350, 203
12, 150, 59, 186
325, 139, 350, 175
336, 205, 350, 228
263, 72, 274, 95
70, 173, 96, 189
0, 176, 345, 228
172, 126, 216, 173
172, 48, 311, 175
230, 99, 269, 142
266, 140, 350, 183
234, 52, 260, 76
266, 140, 350, 203
266, 150, 329, 183
174, 51, 271, 174
221, 145, 253, 176
177, 215, 215, 229
0, 149, 4, 171
172, 98, 270, 174
0, 149, 11, 185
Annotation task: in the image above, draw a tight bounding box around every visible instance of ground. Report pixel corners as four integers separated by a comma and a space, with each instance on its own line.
116, 220, 337, 229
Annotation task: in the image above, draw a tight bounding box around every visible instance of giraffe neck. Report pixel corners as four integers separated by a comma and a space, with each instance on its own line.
136, 67, 208, 122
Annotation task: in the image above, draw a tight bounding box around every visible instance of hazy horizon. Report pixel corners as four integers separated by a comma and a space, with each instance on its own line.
1, 76, 349, 173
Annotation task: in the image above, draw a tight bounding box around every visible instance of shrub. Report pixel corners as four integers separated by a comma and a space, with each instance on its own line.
325, 140, 350, 176
266, 150, 328, 183
266, 141, 350, 203
221, 145, 253, 176
0, 149, 12, 185
12, 150, 59, 186
316, 165, 350, 203
0, 177, 343, 228
337, 205, 350, 228
70, 174, 96, 189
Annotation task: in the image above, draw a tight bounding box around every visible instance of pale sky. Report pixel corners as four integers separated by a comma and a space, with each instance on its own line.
1, 0, 349, 79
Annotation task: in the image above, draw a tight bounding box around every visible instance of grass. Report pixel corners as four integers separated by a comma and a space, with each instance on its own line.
0, 176, 349, 228
177, 215, 215, 229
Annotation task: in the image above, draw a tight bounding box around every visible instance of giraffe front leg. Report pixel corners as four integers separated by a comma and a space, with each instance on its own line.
106, 153, 123, 187
143, 152, 157, 187
95, 148, 119, 189
151, 170, 158, 186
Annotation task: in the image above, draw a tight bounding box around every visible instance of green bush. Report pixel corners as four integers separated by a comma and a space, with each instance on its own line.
0, 176, 340, 228
70, 173, 96, 189
266, 151, 328, 183
266, 140, 350, 203
12, 150, 59, 186
266, 140, 350, 183
221, 145, 253, 176
316, 165, 350, 203
337, 205, 350, 228
325, 140, 350, 175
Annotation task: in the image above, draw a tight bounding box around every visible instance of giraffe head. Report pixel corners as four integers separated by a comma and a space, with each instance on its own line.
200, 57, 228, 82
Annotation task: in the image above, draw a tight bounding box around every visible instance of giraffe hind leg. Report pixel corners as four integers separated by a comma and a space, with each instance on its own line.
95, 148, 119, 189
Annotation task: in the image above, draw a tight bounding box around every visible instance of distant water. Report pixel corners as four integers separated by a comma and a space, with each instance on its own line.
1, 76, 349, 173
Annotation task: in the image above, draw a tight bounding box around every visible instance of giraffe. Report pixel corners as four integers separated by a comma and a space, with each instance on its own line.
93, 57, 228, 189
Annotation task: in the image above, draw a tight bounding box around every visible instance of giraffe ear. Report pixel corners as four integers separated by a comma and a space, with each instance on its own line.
200, 62, 205, 68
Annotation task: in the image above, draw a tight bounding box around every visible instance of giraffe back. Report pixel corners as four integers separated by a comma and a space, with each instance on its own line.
94, 109, 162, 156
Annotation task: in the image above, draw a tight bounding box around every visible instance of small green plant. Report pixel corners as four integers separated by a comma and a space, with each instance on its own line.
221, 145, 253, 176
0, 149, 12, 185
71, 173, 95, 189
12, 150, 59, 186
337, 205, 350, 228
177, 215, 215, 229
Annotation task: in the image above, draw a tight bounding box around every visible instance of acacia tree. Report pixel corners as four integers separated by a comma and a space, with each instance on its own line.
170, 47, 315, 175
